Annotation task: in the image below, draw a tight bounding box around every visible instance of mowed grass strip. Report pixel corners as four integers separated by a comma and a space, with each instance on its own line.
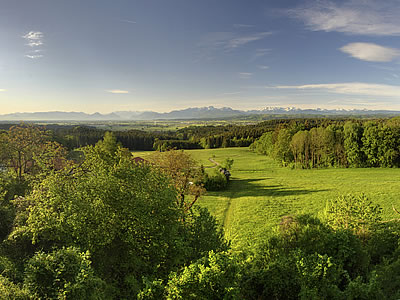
134, 147, 400, 250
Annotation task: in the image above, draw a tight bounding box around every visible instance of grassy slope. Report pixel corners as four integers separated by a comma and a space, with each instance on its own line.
134, 147, 400, 250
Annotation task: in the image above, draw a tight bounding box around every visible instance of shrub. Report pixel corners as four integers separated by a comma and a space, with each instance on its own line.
24, 247, 105, 299
203, 169, 228, 191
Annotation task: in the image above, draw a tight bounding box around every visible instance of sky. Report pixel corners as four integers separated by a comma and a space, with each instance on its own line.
2, 0, 400, 113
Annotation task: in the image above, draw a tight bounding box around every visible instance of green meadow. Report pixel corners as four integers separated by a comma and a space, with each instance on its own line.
135, 147, 400, 250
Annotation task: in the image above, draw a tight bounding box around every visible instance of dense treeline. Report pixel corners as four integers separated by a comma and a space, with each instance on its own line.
47, 118, 351, 151
51, 126, 176, 151
1, 118, 354, 152
251, 118, 400, 168
1, 125, 400, 298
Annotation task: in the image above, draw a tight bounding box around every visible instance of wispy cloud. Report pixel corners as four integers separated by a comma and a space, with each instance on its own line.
340, 43, 400, 62
258, 65, 270, 70
238, 72, 253, 79
233, 24, 255, 29
221, 91, 242, 96
22, 31, 44, 59
290, 0, 400, 36
106, 89, 130, 94
250, 48, 271, 61
121, 19, 137, 24
198, 31, 272, 57
274, 82, 400, 98
24, 55, 44, 59
227, 32, 272, 49
22, 31, 44, 47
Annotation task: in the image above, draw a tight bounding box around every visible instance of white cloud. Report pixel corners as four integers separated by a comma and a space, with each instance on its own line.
25, 54, 44, 59
238, 72, 253, 79
340, 43, 400, 62
22, 31, 44, 59
290, 1, 400, 36
106, 90, 130, 94
258, 65, 270, 70
22, 31, 44, 47
274, 82, 400, 98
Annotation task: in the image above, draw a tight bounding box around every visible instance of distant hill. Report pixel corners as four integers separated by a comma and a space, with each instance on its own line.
1, 106, 400, 121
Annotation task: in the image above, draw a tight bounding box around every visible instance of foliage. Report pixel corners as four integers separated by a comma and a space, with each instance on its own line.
249, 131, 274, 155
24, 247, 105, 299
9, 135, 185, 297
324, 194, 382, 237
251, 119, 400, 168
203, 169, 228, 191
165, 251, 240, 300
149, 150, 205, 212
0, 124, 67, 183
5, 134, 228, 298
0, 275, 30, 300
272, 128, 293, 166
182, 207, 229, 263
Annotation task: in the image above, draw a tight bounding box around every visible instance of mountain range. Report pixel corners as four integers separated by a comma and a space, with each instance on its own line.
1, 106, 400, 121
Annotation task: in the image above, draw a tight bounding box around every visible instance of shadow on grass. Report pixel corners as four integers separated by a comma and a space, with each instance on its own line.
224, 178, 328, 198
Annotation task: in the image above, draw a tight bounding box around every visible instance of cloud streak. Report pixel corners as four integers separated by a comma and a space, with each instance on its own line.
22, 31, 44, 47
340, 43, 400, 62
226, 32, 271, 49
238, 72, 253, 79
106, 89, 130, 94
24, 55, 44, 59
290, 1, 400, 36
198, 31, 272, 55
274, 82, 400, 98
121, 19, 137, 24
22, 31, 44, 59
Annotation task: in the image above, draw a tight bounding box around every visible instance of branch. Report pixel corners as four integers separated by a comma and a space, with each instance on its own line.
393, 204, 400, 216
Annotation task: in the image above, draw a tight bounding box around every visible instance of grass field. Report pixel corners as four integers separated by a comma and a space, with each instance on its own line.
134, 147, 400, 250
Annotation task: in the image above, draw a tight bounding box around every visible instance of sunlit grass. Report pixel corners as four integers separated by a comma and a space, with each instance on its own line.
188, 147, 400, 250
134, 147, 400, 250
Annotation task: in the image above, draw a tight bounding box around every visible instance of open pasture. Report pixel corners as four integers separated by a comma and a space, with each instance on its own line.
186, 147, 400, 250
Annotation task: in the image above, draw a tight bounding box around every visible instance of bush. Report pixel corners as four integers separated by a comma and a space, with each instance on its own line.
165, 251, 240, 300
0, 275, 30, 300
24, 247, 105, 299
203, 169, 228, 191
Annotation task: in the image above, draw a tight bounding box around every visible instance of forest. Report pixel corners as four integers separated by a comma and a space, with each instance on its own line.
0, 122, 400, 299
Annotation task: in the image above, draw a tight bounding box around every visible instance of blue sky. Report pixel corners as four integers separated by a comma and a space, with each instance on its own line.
2, 0, 400, 113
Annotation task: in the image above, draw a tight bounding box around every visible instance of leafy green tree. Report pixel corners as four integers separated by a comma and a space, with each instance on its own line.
9, 138, 184, 297
0, 124, 67, 185
344, 122, 364, 167
324, 194, 382, 238
291, 130, 310, 168
8, 134, 227, 298
250, 132, 274, 156
165, 251, 240, 300
149, 150, 205, 212
272, 128, 293, 166
361, 122, 380, 167
24, 247, 105, 299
